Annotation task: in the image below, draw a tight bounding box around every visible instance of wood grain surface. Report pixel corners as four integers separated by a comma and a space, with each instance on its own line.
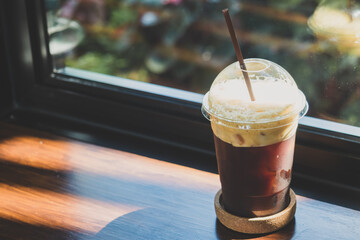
0, 122, 358, 240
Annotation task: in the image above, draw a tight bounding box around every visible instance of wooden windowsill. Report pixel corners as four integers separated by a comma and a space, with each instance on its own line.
0, 122, 358, 239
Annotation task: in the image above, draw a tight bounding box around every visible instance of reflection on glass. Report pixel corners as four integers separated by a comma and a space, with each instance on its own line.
48, 18, 84, 56
308, 0, 360, 54
46, 0, 360, 127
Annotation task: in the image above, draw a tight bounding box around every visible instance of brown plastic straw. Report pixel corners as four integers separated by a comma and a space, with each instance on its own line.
222, 9, 256, 101
347, 0, 354, 21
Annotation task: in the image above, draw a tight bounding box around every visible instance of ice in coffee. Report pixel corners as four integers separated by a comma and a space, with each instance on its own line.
202, 58, 307, 217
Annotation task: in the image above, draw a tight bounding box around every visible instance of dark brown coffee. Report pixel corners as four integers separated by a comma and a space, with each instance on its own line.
214, 134, 295, 217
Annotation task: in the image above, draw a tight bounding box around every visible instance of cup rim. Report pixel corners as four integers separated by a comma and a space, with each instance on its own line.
201, 92, 308, 129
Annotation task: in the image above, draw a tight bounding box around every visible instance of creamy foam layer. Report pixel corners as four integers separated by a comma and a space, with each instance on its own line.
207, 79, 304, 147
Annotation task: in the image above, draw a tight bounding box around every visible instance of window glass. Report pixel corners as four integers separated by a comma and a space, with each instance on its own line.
46, 0, 360, 127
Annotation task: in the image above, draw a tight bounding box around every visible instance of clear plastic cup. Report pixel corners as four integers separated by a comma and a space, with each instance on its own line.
202, 58, 308, 217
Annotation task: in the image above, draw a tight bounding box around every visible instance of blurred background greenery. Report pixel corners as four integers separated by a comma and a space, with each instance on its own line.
46, 0, 360, 127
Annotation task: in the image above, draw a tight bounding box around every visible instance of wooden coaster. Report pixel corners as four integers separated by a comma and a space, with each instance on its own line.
214, 188, 296, 234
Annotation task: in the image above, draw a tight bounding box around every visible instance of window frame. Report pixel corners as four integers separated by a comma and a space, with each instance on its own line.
1, 0, 359, 194
0, 5, 12, 117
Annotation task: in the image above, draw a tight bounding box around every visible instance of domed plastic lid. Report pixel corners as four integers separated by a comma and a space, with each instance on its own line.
202, 58, 308, 128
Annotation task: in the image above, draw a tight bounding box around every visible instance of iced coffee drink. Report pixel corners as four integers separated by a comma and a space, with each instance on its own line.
202, 58, 307, 218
